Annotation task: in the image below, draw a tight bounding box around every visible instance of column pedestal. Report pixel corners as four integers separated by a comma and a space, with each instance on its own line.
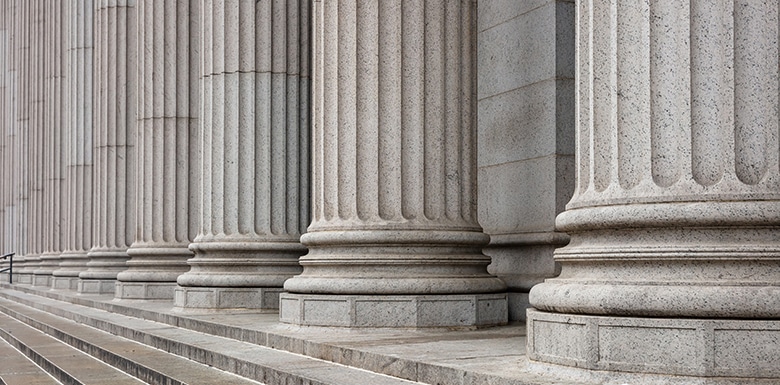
528, 0, 780, 379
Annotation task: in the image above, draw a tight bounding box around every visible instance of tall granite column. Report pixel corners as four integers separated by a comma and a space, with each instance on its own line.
13, 0, 31, 284
116, 0, 199, 300
174, 0, 308, 310
41, 0, 68, 288
79, 0, 136, 294
528, 1, 780, 379
54, 0, 93, 291
0, 1, 7, 269
280, 0, 507, 327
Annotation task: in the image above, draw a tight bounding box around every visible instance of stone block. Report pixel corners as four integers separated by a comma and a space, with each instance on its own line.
478, 2, 558, 99
279, 293, 508, 328
51, 277, 79, 291
31, 275, 50, 287
114, 282, 177, 300
479, 157, 559, 233
173, 287, 283, 310
77, 279, 116, 295
478, 80, 560, 166
478, 0, 554, 32
527, 309, 780, 378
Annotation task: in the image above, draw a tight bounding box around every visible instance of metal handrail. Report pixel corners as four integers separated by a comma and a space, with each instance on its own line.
0, 252, 14, 284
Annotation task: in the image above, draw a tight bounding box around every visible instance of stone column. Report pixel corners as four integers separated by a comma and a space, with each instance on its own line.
280, 0, 507, 328
0, 0, 6, 271
115, 0, 199, 300
41, 0, 68, 288
528, 1, 780, 379
79, 0, 136, 294
27, 0, 44, 286
13, 0, 31, 284
2, 0, 17, 281
54, 0, 93, 291
174, 0, 309, 310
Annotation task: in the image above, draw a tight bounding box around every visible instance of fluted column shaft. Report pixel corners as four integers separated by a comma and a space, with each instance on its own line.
40, 0, 67, 284
80, 0, 136, 294
0, 1, 7, 267
527, 1, 780, 377
281, 0, 506, 328
174, 0, 309, 310
54, 0, 93, 291
13, 0, 30, 283
115, 0, 199, 300
30, 0, 54, 286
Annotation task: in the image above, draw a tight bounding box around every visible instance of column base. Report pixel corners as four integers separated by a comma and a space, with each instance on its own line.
78, 279, 116, 294
279, 293, 508, 328
51, 276, 79, 291
115, 281, 177, 300
173, 286, 283, 311
527, 308, 780, 379
31, 275, 51, 287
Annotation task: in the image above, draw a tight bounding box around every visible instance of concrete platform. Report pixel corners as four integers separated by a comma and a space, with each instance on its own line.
0, 283, 775, 385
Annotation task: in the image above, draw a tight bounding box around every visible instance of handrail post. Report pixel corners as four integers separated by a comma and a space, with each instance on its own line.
1, 253, 13, 284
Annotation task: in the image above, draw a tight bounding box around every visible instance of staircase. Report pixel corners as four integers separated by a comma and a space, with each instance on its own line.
0, 283, 545, 385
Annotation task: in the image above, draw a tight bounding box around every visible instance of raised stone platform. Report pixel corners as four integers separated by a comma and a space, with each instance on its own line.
2, 283, 778, 384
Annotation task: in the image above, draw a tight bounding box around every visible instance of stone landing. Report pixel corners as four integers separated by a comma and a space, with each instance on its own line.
2, 283, 778, 385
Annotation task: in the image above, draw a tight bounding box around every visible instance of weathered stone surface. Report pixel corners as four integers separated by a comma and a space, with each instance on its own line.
282, 0, 506, 327
80, 0, 138, 294
115, 0, 199, 300
529, 0, 780, 379
477, 0, 575, 322
52, 0, 94, 292
174, 0, 310, 310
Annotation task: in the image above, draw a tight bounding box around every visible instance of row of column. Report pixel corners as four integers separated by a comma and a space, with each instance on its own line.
0, 0, 508, 327
0, 2, 777, 369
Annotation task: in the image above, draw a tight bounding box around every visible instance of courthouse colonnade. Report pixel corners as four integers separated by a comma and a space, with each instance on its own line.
0, 0, 778, 380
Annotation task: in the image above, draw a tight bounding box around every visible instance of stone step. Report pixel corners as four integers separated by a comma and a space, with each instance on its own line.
0, 312, 146, 385
0, 292, 424, 385
0, 334, 61, 385
0, 284, 542, 385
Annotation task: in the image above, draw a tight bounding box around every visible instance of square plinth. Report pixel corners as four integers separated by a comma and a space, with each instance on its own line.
173, 286, 284, 310
78, 279, 116, 295
527, 308, 780, 379
279, 293, 508, 328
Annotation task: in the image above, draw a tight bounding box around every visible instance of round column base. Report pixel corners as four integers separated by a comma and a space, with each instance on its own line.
78, 279, 116, 294
173, 286, 284, 311
115, 281, 178, 300
527, 308, 780, 379
279, 293, 508, 328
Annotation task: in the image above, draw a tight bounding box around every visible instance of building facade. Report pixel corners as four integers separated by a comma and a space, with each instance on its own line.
0, 0, 778, 382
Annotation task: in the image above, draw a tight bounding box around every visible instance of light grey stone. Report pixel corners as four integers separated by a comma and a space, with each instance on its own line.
528, 309, 780, 378
280, 293, 508, 328
529, 1, 780, 379
174, 0, 309, 310
478, 2, 559, 99
79, 0, 134, 291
